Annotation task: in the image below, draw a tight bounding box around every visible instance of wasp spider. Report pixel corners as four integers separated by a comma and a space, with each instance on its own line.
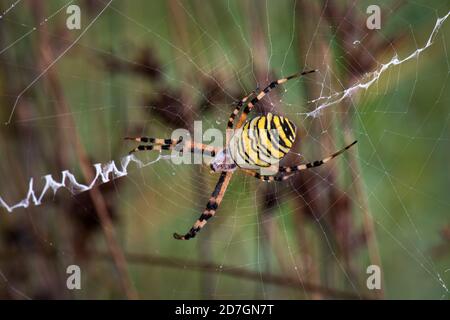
126, 70, 357, 240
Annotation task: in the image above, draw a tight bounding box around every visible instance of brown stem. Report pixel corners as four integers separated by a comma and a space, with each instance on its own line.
319, 0, 385, 298
340, 115, 385, 299
30, 0, 137, 300
90, 250, 369, 299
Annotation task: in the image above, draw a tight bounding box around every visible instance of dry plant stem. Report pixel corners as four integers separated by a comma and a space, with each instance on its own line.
30, 0, 137, 300
167, 0, 215, 298
0, 32, 66, 298
320, 0, 385, 297
45, 54, 138, 301
341, 111, 384, 299
295, 0, 330, 298
293, 200, 316, 296
319, 54, 360, 283
89, 250, 367, 300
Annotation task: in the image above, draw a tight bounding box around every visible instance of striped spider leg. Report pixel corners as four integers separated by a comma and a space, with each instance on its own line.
225, 89, 259, 144
125, 136, 183, 154
234, 69, 317, 129
125, 136, 219, 158
173, 171, 233, 240
241, 140, 357, 182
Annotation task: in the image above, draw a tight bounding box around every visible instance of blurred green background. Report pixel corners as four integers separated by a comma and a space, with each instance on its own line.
0, 0, 449, 299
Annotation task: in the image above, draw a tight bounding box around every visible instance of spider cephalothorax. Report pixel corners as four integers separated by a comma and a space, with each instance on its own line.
209, 148, 237, 172
126, 69, 357, 240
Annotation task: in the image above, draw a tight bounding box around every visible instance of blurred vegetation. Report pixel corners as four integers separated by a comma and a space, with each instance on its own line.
0, 0, 449, 299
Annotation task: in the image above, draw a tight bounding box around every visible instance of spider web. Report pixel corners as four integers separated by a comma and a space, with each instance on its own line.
0, 0, 449, 299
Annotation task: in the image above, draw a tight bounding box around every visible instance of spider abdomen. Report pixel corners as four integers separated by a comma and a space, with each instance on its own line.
229, 113, 297, 169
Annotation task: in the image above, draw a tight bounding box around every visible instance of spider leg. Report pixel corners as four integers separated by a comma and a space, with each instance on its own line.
235, 69, 317, 129
241, 140, 357, 182
124, 136, 182, 144
127, 137, 219, 157
127, 136, 182, 154
226, 89, 259, 131
225, 89, 259, 148
128, 143, 178, 154
174, 171, 233, 240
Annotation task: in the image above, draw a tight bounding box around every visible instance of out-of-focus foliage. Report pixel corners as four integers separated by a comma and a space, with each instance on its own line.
0, 0, 448, 299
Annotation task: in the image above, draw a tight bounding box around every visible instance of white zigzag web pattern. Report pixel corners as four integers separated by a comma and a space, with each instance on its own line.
303, 11, 450, 117
0, 154, 174, 213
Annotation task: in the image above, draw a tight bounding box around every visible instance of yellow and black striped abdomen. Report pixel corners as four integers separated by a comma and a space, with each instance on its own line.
229, 113, 297, 168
